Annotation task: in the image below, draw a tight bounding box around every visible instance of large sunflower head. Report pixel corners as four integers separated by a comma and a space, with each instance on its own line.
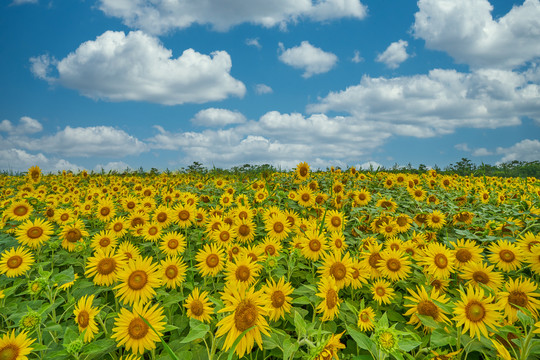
315, 277, 341, 322
85, 248, 126, 286
371, 279, 395, 305
318, 251, 354, 289
160, 256, 187, 289
460, 262, 503, 291
6, 200, 33, 221
487, 239, 523, 272
73, 295, 100, 342
419, 243, 455, 280
497, 277, 540, 324
225, 253, 262, 290
300, 229, 329, 261
0, 246, 35, 278
195, 243, 226, 277
60, 219, 89, 252
184, 287, 214, 323
263, 277, 294, 322
377, 248, 412, 282
15, 217, 54, 249
0, 330, 35, 360
403, 285, 451, 331
158, 231, 186, 256
114, 256, 162, 306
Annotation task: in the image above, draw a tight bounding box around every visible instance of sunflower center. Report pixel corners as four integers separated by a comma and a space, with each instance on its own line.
190, 299, 204, 316
380, 201, 392, 209
434, 254, 448, 269
13, 205, 29, 217
156, 212, 167, 223
465, 301, 485, 322
431, 216, 441, 224
0, 344, 20, 360
499, 250, 515, 263
113, 223, 123, 232
100, 208, 110, 216
384, 225, 394, 233
472, 271, 489, 284
219, 231, 230, 242
238, 211, 248, 220
299, 167, 308, 177
326, 289, 338, 309
238, 225, 250, 237
301, 193, 310, 202
368, 253, 382, 269
386, 259, 401, 272
334, 239, 343, 248
417, 300, 439, 319
128, 318, 149, 340
234, 300, 258, 332
396, 217, 408, 227
235, 265, 251, 282
46, 209, 55, 217
265, 245, 276, 256
7, 256, 23, 269
60, 214, 69, 221
375, 286, 386, 297
330, 263, 347, 280
128, 270, 148, 290
352, 268, 359, 279
27, 226, 44, 239
206, 254, 220, 268
167, 239, 179, 249
508, 291, 528, 308
309, 239, 321, 252
66, 229, 82, 243
360, 312, 370, 322
97, 258, 116, 275
273, 222, 284, 233
165, 265, 178, 280
77, 310, 90, 328
271, 290, 285, 308
456, 249, 472, 263
178, 210, 190, 221
99, 238, 111, 247
331, 217, 341, 228
131, 217, 144, 227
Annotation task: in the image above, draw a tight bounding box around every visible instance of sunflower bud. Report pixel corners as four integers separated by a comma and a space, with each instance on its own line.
19, 311, 41, 331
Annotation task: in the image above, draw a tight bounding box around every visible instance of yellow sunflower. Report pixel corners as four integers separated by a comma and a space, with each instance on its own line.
497, 277, 540, 324
173, 203, 196, 228
95, 198, 116, 222
195, 243, 226, 277
349, 259, 369, 289
295, 161, 310, 180
328, 232, 348, 255
376, 197, 397, 212
395, 213, 413, 233
460, 262, 503, 291
225, 254, 262, 291
117, 241, 141, 262
211, 222, 237, 246
403, 285, 451, 330
60, 219, 89, 252
301, 229, 329, 261
160, 256, 187, 289
353, 189, 371, 206
107, 216, 129, 237
325, 210, 345, 232
296, 186, 316, 208
114, 256, 162, 305
419, 243, 455, 280
451, 238, 483, 269
453, 285, 502, 340
6, 200, 33, 221
215, 285, 270, 358
517, 231, 540, 254
27, 165, 41, 183
357, 306, 376, 332
111, 302, 165, 355
73, 295, 99, 342
152, 205, 174, 228
90, 230, 118, 252
318, 251, 354, 289
85, 248, 126, 286
54, 208, 75, 225
359, 241, 384, 279
315, 277, 341, 322
377, 248, 412, 282
265, 212, 292, 241
487, 240, 523, 272
0, 330, 35, 360
263, 277, 294, 321
259, 237, 282, 258
313, 332, 346, 360
371, 279, 395, 305
15, 217, 54, 249
0, 247, 34, 278
184, 287, 214, 323
158, 231, 187, 256
234, 218, 256, 244
426, 210, 446, 230
525, 245, 540, 275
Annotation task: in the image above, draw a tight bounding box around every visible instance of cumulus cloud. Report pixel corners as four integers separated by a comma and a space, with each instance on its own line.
308, 68, 540, 137
0, 148, 83, 173
454, 143, 471, 152
496, 139, 540, 163
246, 38, 262, 49
472, 148, 493, 156
376, 40, 409, 69
413, 0, 540, 69
0, 116, 43, 135
352, 50, 363, 63
11, 0, 38, 5
30, 30, 246, 105
255, 84, 273, 94
191, 108, 247, 127
278, 41, 338, 78
98, 0, 367, 34
94, 161, 132, 173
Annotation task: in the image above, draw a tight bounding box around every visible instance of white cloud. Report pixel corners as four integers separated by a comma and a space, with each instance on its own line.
496, 139, 540, 163
278, 41, 338, 78
454, 143, 471, 152
246, 38, 261, 49
376, 40, 409, 69
0, 148, 83, 173
413, 0, 540, 69
472, 148, 493, 156
191, 108, 247, 127
11, 0, 38, 5
98, 0, 367, 34
308, 68, 540, 137
352, 50, 363, 63
255, 84, 273, 94
94, 161, 132, 173
31, 31, 246, 105
358, 161, 383, 170
0, 116, 42, 135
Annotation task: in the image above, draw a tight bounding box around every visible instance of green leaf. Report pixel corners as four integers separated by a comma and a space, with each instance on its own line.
81, 339, 116, 356
517, 309, 534, 327
227, 326, 255, 360
293, 310, 307, 338
180, 320, 209, 343
398, 339, 421, 352
416, 314, 440, 329
282, 337, 299, 360
378, 312, 389, 328
346, 324, 374, 351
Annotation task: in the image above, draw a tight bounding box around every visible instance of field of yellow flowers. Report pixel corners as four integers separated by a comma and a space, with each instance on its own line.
1, 164, 540, 360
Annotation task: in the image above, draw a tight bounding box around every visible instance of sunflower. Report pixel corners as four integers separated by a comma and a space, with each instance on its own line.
491, 340, 513, 360
359, 242, 384, 279
325, 210, 345, 232
371, 279, 395, 305
419, 243, 455, 280
95, 198, 116, 222
313, 332, 346, 360
525, 245, 540, 275
451, 238, 483, 269
315, 277, 341, 322
27, 165, 42, 183
301, 229, 329, 261
211, 222, 237, 246
151, 205, 174, 228
353, 189, 371, 206
6, 200, 33, 221
517, 231, 540, 254
318, 252, 354, 289
141, 222, 162, 242
296, 186, 316, 208
460, 262, 503, 291
159, 231, 186, 256
0, 330, 34, 360
409, 187, 426, 202
15, 217, 54, 249
487, 240, 523, 272
215, 285, 270, 358
452, 211, 474, 226
377, 248, 412, 282
263, 277, 294, 321
160, 256, 187, 289
54, 208, 75, 225
379, 220, 399, 238
426, 210, 446, 230
453, 285, 502, 340
205, 214, 224, 235
357, 306, 376, 332
259, 237, 282, 258
121, 195, 139, 213
117, 241, 141, 262
376, 198, 397, 212
395, 213, 413, 233
127, 211, 149, 230
225, 254, 262, 291
497, 277, 540, 324
114, 256, 162, 305
73, 295, 99, 342
403, 285, 451, 330
107, 216, 129, 237
265, 212, 291, 241
111, 302, 166, 355
296, 161, 310, 180
234, 218, 256, 244
0, 247, 34, 278
349, 259, 369, 289
184, 287, 214, 323
90, 230, 118, 252
195, 243, 226, 277
86, 248, 126, 286
385, 237, 403, 251
60, 219, 89, 252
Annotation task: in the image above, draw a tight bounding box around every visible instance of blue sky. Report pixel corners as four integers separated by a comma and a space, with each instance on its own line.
1, 0, 539, 173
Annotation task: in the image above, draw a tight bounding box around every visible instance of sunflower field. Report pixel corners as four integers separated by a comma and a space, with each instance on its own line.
1, 164, 540, 360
